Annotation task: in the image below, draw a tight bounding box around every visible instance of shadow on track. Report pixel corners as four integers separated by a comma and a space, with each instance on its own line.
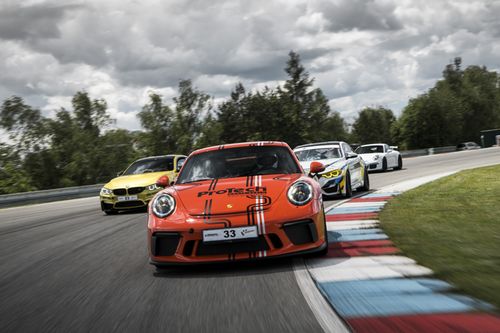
152, 257, 298, 279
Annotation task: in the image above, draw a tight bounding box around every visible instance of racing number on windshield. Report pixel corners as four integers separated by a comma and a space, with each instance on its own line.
224, 230, 236, 238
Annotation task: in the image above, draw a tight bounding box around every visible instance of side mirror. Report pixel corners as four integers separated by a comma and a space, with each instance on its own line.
116, 170, 123, 177
346, 152, 358, 159
156, 175, 170, 188
309, 161, 325, 174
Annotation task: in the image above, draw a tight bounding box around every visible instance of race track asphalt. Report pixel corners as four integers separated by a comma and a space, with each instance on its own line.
0, 148, 498, 333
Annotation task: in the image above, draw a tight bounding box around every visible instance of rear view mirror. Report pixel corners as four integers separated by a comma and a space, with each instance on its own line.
309, 161, 325, 174
156, 175, 170, 188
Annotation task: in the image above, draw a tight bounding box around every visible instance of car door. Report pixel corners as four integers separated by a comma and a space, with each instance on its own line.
384, 145, 393, 167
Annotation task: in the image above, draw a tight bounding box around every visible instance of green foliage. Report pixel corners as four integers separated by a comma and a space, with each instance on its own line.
0, 143, 34, 194
171, 79, 212, 153
0, 91, 138, 192
0, 96, 49, 152
397, 57, 500, 149
3, 53, 498, 193
214, 51, 346, 148
351, 107, 395, 144
138, 93, 175, 155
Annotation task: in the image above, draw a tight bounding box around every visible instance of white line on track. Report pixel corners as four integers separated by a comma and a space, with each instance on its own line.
293, 259, 350, 333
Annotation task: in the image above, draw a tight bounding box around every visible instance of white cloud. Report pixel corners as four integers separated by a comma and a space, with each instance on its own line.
1, 0, 499, 132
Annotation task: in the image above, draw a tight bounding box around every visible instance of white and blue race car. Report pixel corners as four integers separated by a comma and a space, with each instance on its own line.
294, 141, 369, 198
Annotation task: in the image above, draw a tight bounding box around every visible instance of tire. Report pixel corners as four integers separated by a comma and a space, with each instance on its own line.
343, 172, 352, 198
395, 156, 403, 170
358, 168, 370, 191
382, 157, 388, 171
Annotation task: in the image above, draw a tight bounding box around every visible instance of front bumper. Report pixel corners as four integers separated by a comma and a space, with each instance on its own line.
100, 191, 157, 210
318, 175, 345, 196
148, 212, 326, 264
366, 160, 383, 171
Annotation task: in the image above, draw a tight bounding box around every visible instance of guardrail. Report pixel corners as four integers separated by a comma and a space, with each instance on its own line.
0, 184, 103, 208
400, 146, 456, 158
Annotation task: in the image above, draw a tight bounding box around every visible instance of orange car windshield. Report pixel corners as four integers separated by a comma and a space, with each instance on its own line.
177, 146, 301, 184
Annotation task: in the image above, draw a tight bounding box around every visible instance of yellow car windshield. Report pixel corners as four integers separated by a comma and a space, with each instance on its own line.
123, 157, 174, 175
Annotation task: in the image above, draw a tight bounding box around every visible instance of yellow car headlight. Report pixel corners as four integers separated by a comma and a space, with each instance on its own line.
146, 184, 160, 191
321, 169, 342, 179
100, 187, 113, 195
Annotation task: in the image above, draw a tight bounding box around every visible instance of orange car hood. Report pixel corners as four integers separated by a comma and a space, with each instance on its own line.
173, 174, 302, 216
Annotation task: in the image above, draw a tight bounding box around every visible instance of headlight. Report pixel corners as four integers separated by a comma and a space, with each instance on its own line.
321, 169, 342, 179
146, 183, 160, 191
287, 181, 313, 206
373, 155, 380, 160
152, 194, 176, 217
100, 187, 112, 195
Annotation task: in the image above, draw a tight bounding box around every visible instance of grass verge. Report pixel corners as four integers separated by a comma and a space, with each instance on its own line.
379, 164, 500, 310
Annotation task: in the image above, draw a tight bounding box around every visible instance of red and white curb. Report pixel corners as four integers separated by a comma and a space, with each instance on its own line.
303, 189, 500, 332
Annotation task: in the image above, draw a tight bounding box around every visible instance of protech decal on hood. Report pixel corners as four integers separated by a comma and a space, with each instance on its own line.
197, 186, 267, 197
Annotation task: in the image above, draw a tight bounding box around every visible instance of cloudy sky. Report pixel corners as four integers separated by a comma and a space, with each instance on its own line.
1, 0, 500, 131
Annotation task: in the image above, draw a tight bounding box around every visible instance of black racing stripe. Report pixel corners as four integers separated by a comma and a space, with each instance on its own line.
203, 200, 209, 221
208, 199, 213, 217
213, 178, 218, 190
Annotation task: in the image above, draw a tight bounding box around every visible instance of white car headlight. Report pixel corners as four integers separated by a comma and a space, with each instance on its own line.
287, 181, 313, 206
152, 194, 176, 217
146, 183, 160, 191
373, 155, 380, 160
100, 187, 112, 195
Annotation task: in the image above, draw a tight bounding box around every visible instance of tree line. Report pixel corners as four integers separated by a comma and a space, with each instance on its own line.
1, 53, 499, 193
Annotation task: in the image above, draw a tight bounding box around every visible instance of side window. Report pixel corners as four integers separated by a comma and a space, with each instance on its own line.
176, 157, 186, 172
384, 144, 389, 152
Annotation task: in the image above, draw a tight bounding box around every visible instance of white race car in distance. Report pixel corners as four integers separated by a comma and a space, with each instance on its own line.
355, 143, 403, 172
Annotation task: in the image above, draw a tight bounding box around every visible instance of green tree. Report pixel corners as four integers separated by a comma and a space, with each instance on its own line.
0, 96, 48, 152
351, 107, 396, 144
0, 143, 34, 194
280, 51, 331, 146
138, 93, 175, 155
171, 79, 212, 153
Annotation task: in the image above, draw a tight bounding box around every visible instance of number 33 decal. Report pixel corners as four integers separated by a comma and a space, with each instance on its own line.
223, 230, 236, 238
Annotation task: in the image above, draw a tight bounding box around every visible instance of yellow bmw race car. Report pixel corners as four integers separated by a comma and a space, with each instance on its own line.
100, 154, 186, 214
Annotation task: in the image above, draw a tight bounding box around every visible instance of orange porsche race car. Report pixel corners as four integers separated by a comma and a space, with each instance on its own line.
147, 141, 328, 267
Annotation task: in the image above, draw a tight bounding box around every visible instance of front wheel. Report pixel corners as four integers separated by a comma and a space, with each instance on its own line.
342, 172, 352, 198
395, 156, 403, 170
382, 157, 388, 171
358, 168, 370, 191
